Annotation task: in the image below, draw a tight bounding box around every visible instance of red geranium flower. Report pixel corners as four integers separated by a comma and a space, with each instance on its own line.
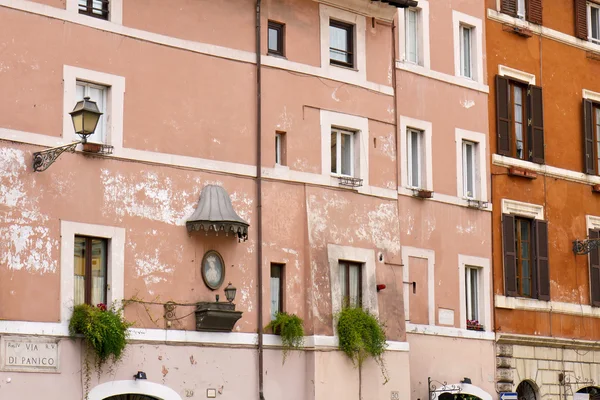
96, 303, 107, 311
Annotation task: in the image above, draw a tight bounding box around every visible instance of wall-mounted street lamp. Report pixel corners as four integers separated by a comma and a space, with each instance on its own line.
32, 97, 104, 172
224, 282, 237, 303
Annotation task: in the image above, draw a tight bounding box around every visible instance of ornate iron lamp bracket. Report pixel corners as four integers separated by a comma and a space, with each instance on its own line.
32, 140, 82, 172
428, 377, 462, 400
573, 239, 600, 255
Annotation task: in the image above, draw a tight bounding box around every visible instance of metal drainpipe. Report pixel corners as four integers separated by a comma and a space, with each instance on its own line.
255, 0, 265, 399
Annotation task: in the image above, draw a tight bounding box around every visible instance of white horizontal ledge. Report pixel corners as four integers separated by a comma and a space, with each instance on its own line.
398, 186, 493, 211
495, 294, 600, 319
395, 61, 490, 94
492, 154, 600, 186
406, 323, 495, 341
0, 321, 409, 351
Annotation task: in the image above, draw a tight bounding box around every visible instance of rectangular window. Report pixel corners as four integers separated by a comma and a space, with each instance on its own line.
517, 0, 526, 19
515, 217, 533, 297
270, 263, 284, 320
407, 128, 423, 188
268, 21, 285, 56
74, 236, 108, 306
76, 81, 107, 143
275, 132, 286, 166
340, 261, 361, 308
329, 20, 354, 68
331, 128, 354, 176
462, 141, 476, 199
459, 25, 472, 79
591, 3, 600, 44
405, 9, 419, 64
510, 81, 527, 160
465, 266, 479, 322
78, 0, 109, 20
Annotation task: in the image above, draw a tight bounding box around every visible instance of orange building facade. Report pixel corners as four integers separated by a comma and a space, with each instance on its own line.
487, 0, 600, 399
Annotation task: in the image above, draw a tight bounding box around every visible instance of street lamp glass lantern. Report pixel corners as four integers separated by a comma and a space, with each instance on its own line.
69, 96, 103, 142
224, 282, 237, 303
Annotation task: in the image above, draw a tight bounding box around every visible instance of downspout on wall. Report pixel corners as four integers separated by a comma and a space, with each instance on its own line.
255, 0, 265, 399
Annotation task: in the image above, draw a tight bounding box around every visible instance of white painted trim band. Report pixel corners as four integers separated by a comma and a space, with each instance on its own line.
495, 294, 600, 319
395, 61, 489, 93
406, 323, 495, 341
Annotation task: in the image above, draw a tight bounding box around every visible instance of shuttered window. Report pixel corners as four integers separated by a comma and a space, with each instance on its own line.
583, 99, 600, 175
575, 0, 588, 40
501, 0, 542, 24
495, 75, 545, 163
503, 214, 550, 300
589, 229, 600, 306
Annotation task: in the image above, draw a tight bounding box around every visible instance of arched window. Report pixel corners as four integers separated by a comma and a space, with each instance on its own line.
105, 396, 159, 400
516, 380, 538, 400
576, 386, 600, 400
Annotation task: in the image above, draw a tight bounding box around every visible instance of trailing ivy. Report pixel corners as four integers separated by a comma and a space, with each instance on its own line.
336, 307, 388, 384
266, 312, 304, 364
69, 303, 132, 398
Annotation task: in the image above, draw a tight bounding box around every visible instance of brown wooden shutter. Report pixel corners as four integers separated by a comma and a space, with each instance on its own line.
526, 0, 543, 24
496, 76, 511, 156
590, 229, 600, 306
535, 220, 550, 301
501, 0, 518, 17
528, 85, 545, 164
575, 0, 588, 40
502, 214, 518, 297
584, 99, 596, 174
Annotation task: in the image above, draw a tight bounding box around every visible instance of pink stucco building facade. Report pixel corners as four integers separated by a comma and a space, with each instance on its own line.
0, 0, 493, 399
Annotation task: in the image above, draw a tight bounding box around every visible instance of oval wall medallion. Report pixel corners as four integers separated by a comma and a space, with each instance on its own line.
201, 250, 225, 290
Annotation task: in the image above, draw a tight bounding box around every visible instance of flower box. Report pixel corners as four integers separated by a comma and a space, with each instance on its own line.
466, 319, 484, 331
82, 142, 103, 153
412, 189, 433, 199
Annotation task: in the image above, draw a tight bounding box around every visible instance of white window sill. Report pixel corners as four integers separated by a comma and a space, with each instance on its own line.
406, 323, 495, 340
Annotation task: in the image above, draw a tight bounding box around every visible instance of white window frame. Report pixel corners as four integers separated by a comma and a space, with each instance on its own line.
589, 2, 600, 44
328, 244, 378, 329
399, 116, 433, 191
66, 0, 123, 24
453, 11, 483, 84
320, 110, 369, 187
319, 5, 367, 82
397, 1, 430, 69
501, 198, 544, 220
406, 128, 423, 189
330, 127, 355, 177
455, 128, 488, 201
63, 65, 125, 149
402, 246, 435, 326
60, 220, 125, 324
458, 255, 491, 331
76, 80, 108, 144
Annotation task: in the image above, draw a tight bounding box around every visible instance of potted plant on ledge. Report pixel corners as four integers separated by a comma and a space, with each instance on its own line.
466, 319, 484, 331
266, 312, 304, 364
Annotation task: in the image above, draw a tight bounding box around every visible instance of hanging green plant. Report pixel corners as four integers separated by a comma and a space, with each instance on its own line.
69, 303, 132, 398
266, 312, 304, 364
336, 307, 388, 384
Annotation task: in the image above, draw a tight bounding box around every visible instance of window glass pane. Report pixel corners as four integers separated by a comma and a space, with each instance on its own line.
74, 237, 86, 306
331, 131, 338, 174
593, 7, 600, 40
464, 142, 474, 198
517, 0, 526, 18
76, 82, 105, 143
340, 263, 347, 302
341, 133, 352, 176
76, 83, 85, 100
349, 264, 360, 307
408, 130, 420, 187
596, 108, 600, 173
268, 27, 279, 52
522, 262, 530, 297
92, 0, 103, 15
461, 26, 472, 78
514, 86, 524, 159
78, 0, 86, 6
275, 134, 281, 165
406, 9, 418, 63
330, 23, 350, 64
270, 265, 282, 320
469, 268, 479, 321
91, 239, 107, 305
